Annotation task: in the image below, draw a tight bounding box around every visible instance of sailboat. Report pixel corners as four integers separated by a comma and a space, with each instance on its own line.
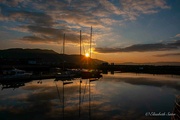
81, 26, 102, 79
55, 33, 75, 81
1, 68, 33, 82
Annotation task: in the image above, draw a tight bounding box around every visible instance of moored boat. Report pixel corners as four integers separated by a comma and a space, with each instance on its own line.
0, 68, 32, 81
55, 70, 75, 81
81, 70, 102, 79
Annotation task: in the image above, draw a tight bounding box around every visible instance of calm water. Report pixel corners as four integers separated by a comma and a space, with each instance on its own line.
0, 73, 180, 120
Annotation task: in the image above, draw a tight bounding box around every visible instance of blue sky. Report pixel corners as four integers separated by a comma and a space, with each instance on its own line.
0, 0, 180, 63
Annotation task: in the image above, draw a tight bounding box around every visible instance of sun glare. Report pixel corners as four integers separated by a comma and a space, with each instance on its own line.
85, 53, 90, 57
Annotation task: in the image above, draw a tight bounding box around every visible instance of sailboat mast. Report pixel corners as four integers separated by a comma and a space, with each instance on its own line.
90, 26, 92, 58
80, 30, 82, 56
63, 33, 65, 54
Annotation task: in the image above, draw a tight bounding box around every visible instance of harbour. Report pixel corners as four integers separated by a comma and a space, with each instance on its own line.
0, 73, 179, 120
0, 1, 180, 119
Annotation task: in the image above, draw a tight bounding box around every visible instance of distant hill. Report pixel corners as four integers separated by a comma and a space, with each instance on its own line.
0, 48, 105, 65
117, 62, 180, 66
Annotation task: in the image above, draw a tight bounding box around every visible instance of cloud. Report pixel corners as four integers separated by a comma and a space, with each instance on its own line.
95, 40, 180, 53
22, 35, 53, 43
0, 0, 171, 45
0, 4, 54, 26
120, 0, 170, 20
174, 33, 180, 38
0, 0, 102, 44
56, 11, 102, 28
98, 0, 122, 15
0, 0, 25, 7
100, 18, 122, 26
21, 26, 89, 44
0, 0, 169, 26
27, 0, 103, 28
154, 53, 180, 57
26, 26, 63, 36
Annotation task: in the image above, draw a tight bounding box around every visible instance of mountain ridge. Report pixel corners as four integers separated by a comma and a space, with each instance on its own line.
117, 62, 180, 66
0, 48, 105, 65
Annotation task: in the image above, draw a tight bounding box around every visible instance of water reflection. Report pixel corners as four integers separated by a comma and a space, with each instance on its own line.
0, 73, 179, 120
1, 82, 25, 90
104, 73, 180, 91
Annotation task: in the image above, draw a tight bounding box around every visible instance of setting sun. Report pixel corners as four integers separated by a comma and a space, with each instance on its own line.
85, 53, 90, 57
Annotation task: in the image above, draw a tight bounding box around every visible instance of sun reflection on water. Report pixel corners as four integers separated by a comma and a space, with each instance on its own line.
0, 73, 179, 120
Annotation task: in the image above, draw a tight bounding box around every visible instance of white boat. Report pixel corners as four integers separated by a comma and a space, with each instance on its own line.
1, 68, 32, 81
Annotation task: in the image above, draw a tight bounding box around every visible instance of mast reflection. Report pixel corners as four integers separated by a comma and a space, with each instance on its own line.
54, 78, 100, 120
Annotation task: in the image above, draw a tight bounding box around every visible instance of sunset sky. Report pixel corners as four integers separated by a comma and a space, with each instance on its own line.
0, 0, 180, 63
